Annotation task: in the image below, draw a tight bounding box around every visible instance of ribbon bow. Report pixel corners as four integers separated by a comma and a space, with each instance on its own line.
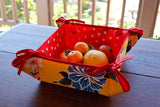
86, 56, 133, 92
12, 49, 45, 75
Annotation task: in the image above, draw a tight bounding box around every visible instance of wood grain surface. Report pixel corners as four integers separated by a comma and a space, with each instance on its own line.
0, 51, 160, 107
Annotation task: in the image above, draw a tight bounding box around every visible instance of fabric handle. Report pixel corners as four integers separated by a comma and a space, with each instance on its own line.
128, 27, 144, 35
67, 19, 85, 33
56, 17, 85, 25
65, 19, 85, 24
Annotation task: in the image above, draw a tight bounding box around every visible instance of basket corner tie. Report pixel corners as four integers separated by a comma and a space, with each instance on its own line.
89, 56, 133, 76
88, 56, 133, 92
128, 27, 144, 35
12, 49, 45, 76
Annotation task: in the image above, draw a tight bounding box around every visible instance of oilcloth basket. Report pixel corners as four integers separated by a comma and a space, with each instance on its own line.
12, 17, 143, 97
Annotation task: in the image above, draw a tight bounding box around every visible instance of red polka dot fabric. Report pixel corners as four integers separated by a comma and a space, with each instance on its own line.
37, 19, 130, 60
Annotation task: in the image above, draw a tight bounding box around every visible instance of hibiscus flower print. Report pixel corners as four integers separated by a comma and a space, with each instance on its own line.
24, 57, 42, 80
68, 66, 106, 93
25, 57, 42, 70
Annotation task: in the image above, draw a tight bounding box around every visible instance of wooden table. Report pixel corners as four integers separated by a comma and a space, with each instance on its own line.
0, 23, 160, 107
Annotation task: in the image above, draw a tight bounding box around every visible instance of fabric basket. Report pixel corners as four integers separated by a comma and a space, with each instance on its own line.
12, 17, 143, 97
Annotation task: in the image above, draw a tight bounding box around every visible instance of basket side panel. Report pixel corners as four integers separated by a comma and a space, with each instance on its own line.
37, 25, 67, 59
21, 57, 124, 97
118, 34, 142, 60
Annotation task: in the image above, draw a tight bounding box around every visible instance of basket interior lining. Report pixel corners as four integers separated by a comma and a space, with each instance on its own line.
37, 24, 129, 61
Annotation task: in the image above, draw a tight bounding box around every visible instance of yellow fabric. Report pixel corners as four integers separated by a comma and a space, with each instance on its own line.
119, 38, 128, 60
21, 56, 124, 97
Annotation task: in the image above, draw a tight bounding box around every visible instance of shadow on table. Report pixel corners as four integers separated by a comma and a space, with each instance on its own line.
31, 82, 110, 107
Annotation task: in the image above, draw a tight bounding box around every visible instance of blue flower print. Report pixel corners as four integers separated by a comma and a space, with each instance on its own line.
68, 66, 106, 93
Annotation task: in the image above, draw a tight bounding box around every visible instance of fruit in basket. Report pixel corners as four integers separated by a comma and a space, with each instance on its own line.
74, 42, 89, 54
99, 45, 115, 63
99, 45, 110, 54
83, 50, 108, 66
60, 51, 68, 61
67, 50, 83, 63
60, 50, 71, 61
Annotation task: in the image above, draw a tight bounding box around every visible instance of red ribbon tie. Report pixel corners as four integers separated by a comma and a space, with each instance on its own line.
12, 49, 45, 76
86, 56, 133, 92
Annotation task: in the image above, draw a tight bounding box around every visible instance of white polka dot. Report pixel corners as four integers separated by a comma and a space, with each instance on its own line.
102, 38, 105, 41
57, 33, 59, 36
84, 35, 87, 38
78, 30, 80, 32
49, 53, 52, 56
57, 44, 59, 47
42, 50, 44, 53
116, 37, 119, 39
98, 33, 101, 36
53, 38, 55, 41
109, 37, 112, 40
59, 39, 62, 42
91, 35, 94, 38
93, 28, 96, 31
51, 47, 53, 50
83, 28, 86, 31
46, 47, 48, 51
54, 47, 56, 50
48, 40, 50, 44
104, 31, 107, 34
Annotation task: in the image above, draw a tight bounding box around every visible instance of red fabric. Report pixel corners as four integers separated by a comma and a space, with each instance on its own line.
65, 19, 85, 24
37, 23, 130, 60
56, 17, 66, 23
128, 27, 143, 35
12, 49, 46, 75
